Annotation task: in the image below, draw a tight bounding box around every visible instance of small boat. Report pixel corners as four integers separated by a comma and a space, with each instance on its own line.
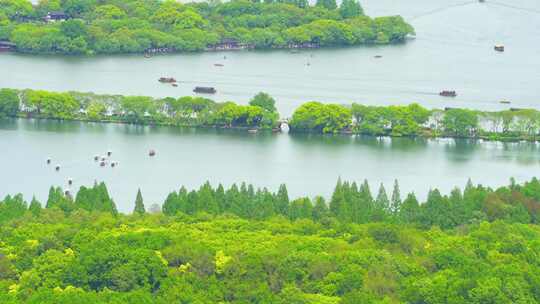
46, 158, 51, 164
111, 161, 117, 168
193, 86, 216, 94
55, 165, 60, 171
500, 100, 511, 104
94, 155, 99, 161
172, 83, 178, 87
374, 55, 383, 58
101, 156, 106, 162
248, 129, 258, 134
107, 151, 112, 157
494, 45, 504, 52
159, 77, 177, 83
272, 127, 281, 133
214, 63, 224, 67
149, 149, 156, 157
68, 178, 73, 186
100, 161, 106, 167
439, 90, 457, 97
144, 53, 151, 58
290, 50, 299, 54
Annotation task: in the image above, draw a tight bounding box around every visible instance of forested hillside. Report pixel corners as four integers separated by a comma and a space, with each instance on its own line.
1, 178, 540, 303
0, 0, 414, 54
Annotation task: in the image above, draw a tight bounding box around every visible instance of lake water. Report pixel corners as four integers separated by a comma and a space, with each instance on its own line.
1, 0, 540, 116
1, 0, 540, 212
1, 119, 539, 212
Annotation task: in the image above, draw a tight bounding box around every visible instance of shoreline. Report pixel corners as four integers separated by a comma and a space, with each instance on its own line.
7, 115, 540, 144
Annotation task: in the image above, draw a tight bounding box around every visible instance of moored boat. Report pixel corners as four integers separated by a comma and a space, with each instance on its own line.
193, 86, 216, 94
159, 77, 177, 83
439, 90, 457, 97
494, 45, 504, 52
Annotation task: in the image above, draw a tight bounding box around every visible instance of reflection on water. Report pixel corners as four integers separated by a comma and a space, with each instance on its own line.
1, 118, 539, 212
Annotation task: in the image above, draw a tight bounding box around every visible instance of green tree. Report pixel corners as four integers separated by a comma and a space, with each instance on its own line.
0, 88, 19, 118
133, 188, 146, 215
249, 92, 277, 113
390, 179, 401, 215
316, 0, 337, 10
339, 0, 363, 18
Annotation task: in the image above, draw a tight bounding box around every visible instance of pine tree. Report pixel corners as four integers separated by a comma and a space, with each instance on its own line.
358, 179, 373, 223
312, 196, 329, 221
162, 191, 178, 215
339, 0, 363, 18
371, 183, 390, 221
330, 178, 346, 220
375, 183, 390, 211
316, 0, 337, 10
28, 196, 42, 216
399, 192, 420, 223
133, 188, 145, 215
390, 179, 402, 215
275, 184, 290, 216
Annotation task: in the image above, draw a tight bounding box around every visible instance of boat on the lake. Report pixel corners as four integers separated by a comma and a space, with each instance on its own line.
500, 100, 511, 104
193, 86, 216, 94
149, 149, 156, 157
158, 77, 177, 83
172, 83, 178, 87
439, 90, 457, 97
214, 63, 224, 67
248, 129, 258, 134
374, 55, 383, 58
494, 45, 504, 52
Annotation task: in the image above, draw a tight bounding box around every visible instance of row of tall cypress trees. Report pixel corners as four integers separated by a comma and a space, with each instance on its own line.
2, 178, 539, 228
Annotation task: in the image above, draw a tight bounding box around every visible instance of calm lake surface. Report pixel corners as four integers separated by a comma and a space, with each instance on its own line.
2, 0, 540, 116
1, 119, 539, 212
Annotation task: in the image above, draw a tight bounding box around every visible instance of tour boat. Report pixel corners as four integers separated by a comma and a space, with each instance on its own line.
439, 90, 457, 97
159, 77, 177, 83
193, 87, 216, 94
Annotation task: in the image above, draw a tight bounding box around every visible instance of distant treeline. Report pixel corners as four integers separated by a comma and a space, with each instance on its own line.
0, 88, 279, 129
3, 177, 540, 229
0, 0, 414, 54
2, 88, 540, 141
290, 102, 540, 141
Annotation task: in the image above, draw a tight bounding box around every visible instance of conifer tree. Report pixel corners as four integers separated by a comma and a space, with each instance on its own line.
312, 196, 329, 221
399, 192, 420, 223
316, 0, 337, 10
375, 183, 390, 211
390, 179, 402, 215
133, 188, 145, 215
330, 178, 346, 219
339, 0, 363, 18
275, 184, 290, 216
28, 196, 42, 216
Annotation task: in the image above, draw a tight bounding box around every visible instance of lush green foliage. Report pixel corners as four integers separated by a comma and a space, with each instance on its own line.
3, 88, 540, 140
0, 0, 414, 54
291, 102, 540, 141
0, 89, 19, 118
1, 178, 540, 303
0, 89, 279, 129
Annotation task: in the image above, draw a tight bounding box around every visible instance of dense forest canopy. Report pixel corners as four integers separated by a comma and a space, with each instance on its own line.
0, 0, 414, 54
1, 178, 540, 303
2, 88, 540, 141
